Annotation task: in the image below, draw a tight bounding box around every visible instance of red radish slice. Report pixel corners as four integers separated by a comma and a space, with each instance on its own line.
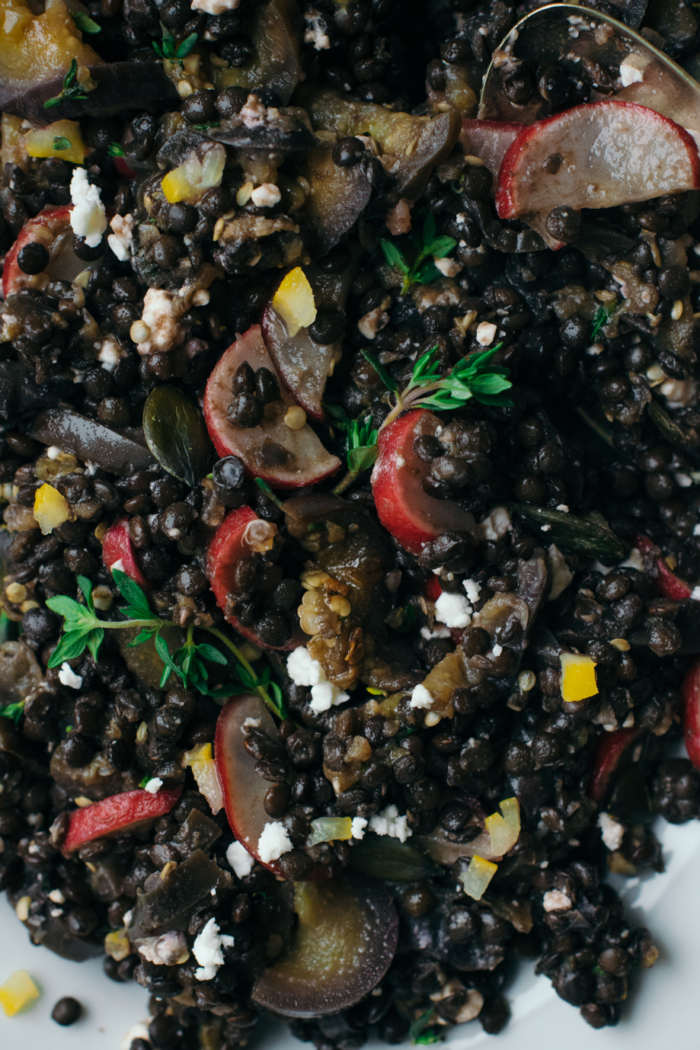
203, 325, 340, 489
61, 786, 182, 854
262, 303, 336, 422
460, 119, 521, 183
3, 205, 104, 298
102, 518, 149, 589
207, 505, 299, 651
635, 534, 693, 601
682, 659, 700, 769
370, 409, 475, 556
587, 727, 641, 806
496, 101, 700, 224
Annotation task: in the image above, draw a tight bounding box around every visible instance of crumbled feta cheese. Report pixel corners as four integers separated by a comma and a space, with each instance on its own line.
143, 777, 163, 795
619, 53, 646, 87
108, 212, 135, 261
250, 183, 281, 208
543, 889, 572, 912
242, 717, 261, 729
410, 683, 434, 709
137, 288, 184, 357
358, 306, 389, 340
287, 646, 325, 686
420, 624, 451, 640
58, 663, 83, 690
480, 506, 511, 541
304, 10, 330, 49
463, 578, 482, 604
138, 931, 188, 966
433, 256, 463, 278
676, 473, 692, 488
540, 524, 552, 532
226, 840, 255, 879
98, 334, 125, 371
70, 168, 107, 248
555, 504, 569, 513
258, 821, 293, 864
50, 907, 63, 917
309, 680, 349, 713
491, 644, 503, 657
193, 917, 234, 981
369, 804, 412, 842
351, 817, 367, 840
121, 1022, 151, 1050
598, 812, 625, 851
435, 591, 472, 629
239, 94, 268, 128
476, 321, 497, 346
48, 889, 65, 904
619, 548, 644, 572
123, 910, 133, 927
191, 0, 239, 12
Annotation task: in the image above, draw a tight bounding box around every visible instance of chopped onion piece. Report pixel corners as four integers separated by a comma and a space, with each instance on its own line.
307, 816, 352, 846
484, 797, 520, 857
183, 743, 224, 815
460, 856, 497, 901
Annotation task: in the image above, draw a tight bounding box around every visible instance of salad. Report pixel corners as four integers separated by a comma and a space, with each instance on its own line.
1, 0, 700, 1045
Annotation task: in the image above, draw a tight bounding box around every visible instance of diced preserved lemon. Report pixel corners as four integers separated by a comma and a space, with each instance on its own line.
0, 969, 41, 1016
104, 928, 131, 961
184, 743, 224, 814
272, 267, 317, 337
307, 816, 352, 846
33, 482, 71, 535
161, 144, 226, 204
560, 651, 598, 703
460, 856, 497, 901
485, 797, 520, 857
25, 118, 85, 164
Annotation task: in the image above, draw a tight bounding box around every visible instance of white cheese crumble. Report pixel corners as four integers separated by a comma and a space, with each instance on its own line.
239, 94, 268, 128
191, 0, 239, 13
433, 256, 463, 278
351, 817, 368, 840
435, 591, 472, 628
491, 644, 503, 657
475, 321, 497, 346
287, 646, 349, 713
193, 917, 234, 981
358, 306, 389, 340
304, 10, 330, 50
480, 505, 511, 541
108, 212, 135, 261
250, 183, 281, 208
138, 931, 188, 966
242, 717, 261, 729
598, 812, 625, 851
410, 683, 435, 709
143, 777, 163, 794
543, 889, 572, 912
619, 53, 646, 87
70, 168, 107, 248
619, 547, 644, 573
463, 578, 482, 604
369, 804, 412, 842
258, 821, 293, 863
137, 288, 184, 356
98, 334, 125, 371
226, 840, 255, 879
58, 663, 83, 690
309, 680, 349, 713
420, 624, 451, 640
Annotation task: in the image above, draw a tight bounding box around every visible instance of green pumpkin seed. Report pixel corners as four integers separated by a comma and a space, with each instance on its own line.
351, 835, 442, 882
143, 386, 211, 487
511, 504, 625, 562
648, 400, 699, 454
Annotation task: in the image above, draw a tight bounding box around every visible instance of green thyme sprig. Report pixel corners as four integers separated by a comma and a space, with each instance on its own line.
380, 213, 456, 295
44, 59, 89, 110
591, 301, 615, 340
46, 571, 287, 718
52, 136, 71, 152
71, 11, 101, 33
153, 26, 199, 62
408, 1008, 441, 1045
107, 142, 125, 157
0, 701, 25, 725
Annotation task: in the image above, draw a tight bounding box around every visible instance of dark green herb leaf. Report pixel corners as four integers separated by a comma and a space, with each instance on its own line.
107, 142, 125, 157
111, 569, 152, 617
347, 445, 379, 474
143, 386, 211, 487
175, 31, 199, 57
0, 700, 25, 725
45, 594, 92, 626
426, 235, 456, 258
359, 348, 398, 393
155, 632, 182, 687
196, 643, 228, 665
128, 627, 157, 647
380, 239, 410, 275
139, 774, 150, 788
43, 59, 88, 108
85, 627, 105, 662
71, 11, 101, 32
254, 476, 285, 510
408, 1008, 436, 1044
591, 302, 613, 340
414, 259, 441, 285
47, 630, 90, 667
414, 1031, 441, 1045
77, 575, 95, 614
52, 136, 71, 152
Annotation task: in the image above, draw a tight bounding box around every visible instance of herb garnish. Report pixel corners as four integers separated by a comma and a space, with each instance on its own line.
0, 701, 25, 725
44, 59, 89, 109
153, 26, 199, 62
408, 1008, 440, 1045
380, 213, 456, 295
107, 142, 125, 157
333, 415, 379, 495
591, 300, 615, 340
71, 11, 101, 33
46, 572, 287, 719
52, 136, 71, 152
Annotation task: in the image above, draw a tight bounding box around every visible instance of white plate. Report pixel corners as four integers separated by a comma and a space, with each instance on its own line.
2, 815, 700, 1050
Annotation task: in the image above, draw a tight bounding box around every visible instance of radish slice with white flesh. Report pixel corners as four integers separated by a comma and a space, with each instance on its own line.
203, 325, 340, 489
496, 100, 700, 230
460, 119, 520, 183
252, 878, 399, 1017
3, 205, 103, 298
370, 409, 475, 556
207, 505, 301, 651
418, 797, 520, 866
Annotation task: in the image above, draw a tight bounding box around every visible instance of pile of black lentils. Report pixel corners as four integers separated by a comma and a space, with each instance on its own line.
3, 0, 700, 1045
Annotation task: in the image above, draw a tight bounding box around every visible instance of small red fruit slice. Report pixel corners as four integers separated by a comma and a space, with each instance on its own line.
681, 659, 700, 769
587, 727, 642, 806
3, 205, 104, 298
102, 518, 149, 589
370, 409, 474, 555
460, 119, 521, 183
61, 786, 182, 854
635, 534, 692, 601
207, 505, 298, 651
496, 101, 700, 223
203, 325, 340, 489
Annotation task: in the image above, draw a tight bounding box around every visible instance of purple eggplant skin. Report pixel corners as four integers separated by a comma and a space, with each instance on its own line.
252, 877, 399, 1018
1, 59, 178, 126
30, 407, 156, 476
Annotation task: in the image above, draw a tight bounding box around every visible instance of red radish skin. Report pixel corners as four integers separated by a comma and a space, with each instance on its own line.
635, 534, 692, 601
61, 786, 182, 854
3, 205, 110, 298
460, 119, 521, 183
203, 325, 340, 489
371, 409, 475, 556
682, 659, 700, 769
208, 505, 299, 651
102, 518, 149, 590
496, 101, 700, 225
587, 727, 642, 806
